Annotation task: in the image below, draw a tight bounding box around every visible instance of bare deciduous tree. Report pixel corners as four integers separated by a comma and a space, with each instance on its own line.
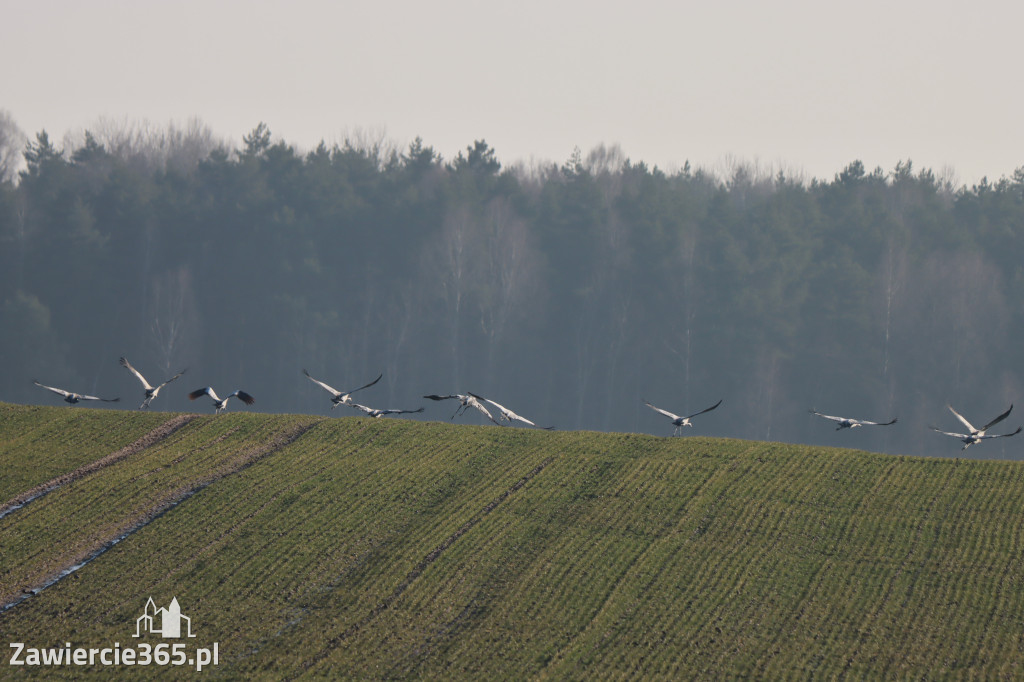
664, 224, 701, 410
902, 251, 1008, 397
339, 126, 400, 170
0, 109, 27, 183
149, 266, 198, 376
68, 116, 220, 175
381, 287, 417, 401
584, 143, 626, 176
432, 206, 482, 388
879, 234, 908, 381
479, 197, 539, 381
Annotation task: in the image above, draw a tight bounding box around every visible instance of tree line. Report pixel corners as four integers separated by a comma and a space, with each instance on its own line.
1, 117, 1023, 456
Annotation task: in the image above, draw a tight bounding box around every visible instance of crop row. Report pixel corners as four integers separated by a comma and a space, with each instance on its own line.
0, 404, 170, 501
2, 405, 1024, 678
0, 410, 317, 608
0, 413, 564, 678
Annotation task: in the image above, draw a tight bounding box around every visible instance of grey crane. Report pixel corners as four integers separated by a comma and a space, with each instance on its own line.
120, 357, 186, 409
33, 380, 119, 405
809, 409, 897, 430
188, 387, 255, 414
349, 403, 425, 419
468, 392, 553, 429
424, 393, 500, 425
930, 404, 1019, 450
303, 369, 382, 409
643, 398, 722, 436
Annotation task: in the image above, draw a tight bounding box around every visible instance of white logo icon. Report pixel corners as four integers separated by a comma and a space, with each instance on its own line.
133, 597, 196, 639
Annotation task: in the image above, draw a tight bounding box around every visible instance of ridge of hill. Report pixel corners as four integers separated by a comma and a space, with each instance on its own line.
1, 403, 1022, 678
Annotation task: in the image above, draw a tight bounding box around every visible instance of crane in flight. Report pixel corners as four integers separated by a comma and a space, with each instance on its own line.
33, 380, 119, 405
188, 387, 255, 414
809, 409, 897, 430
930, 404, 1020, 450
424, 393, 500, 425
349, 403, 424, 419
303, 369, 382, 409
643, 398, 722, 436
468, 392, 553, 429
119, 357, 186, 409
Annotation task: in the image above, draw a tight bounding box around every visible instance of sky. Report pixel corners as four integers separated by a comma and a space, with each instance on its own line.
3, 0, 1022, 184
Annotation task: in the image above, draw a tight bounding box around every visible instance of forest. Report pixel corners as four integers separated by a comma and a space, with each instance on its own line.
1, 116, 1022, 456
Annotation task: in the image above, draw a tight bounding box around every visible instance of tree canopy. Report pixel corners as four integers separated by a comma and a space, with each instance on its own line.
2, 122, 1023, 457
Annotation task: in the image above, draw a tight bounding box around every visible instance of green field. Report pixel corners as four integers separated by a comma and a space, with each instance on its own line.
1, 402, 1023, 679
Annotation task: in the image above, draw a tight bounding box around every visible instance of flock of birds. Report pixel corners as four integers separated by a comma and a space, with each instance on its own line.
29, 358, 1024, 451
807, 404, 1021, 450
30, 359, 550, 428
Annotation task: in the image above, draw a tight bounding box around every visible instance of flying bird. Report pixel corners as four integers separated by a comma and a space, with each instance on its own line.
119, 357, 186, 409
33, 380, 119, 405
946, 403, 1012, 436
930, 404, 1019, 450
188, 387, 255, 414
809, 409, 897, 430
643, 398, 722, 436
303, 369, 382, 409
468, 392, 553, 429
423, 394, 500, 425
349, 403, 425, 419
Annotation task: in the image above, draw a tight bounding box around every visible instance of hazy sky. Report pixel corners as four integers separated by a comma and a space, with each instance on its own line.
3, 0, 1021, 184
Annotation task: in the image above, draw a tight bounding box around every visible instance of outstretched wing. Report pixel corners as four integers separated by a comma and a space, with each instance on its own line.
981, 426, 1022, 440
467, 399, 499, 425
33, 380, 72, 398
346, 373, 383, 396
78, 393, 119, 402
471, 393, 547, 428
809, 409, 846, 423
929, 425, 967, 439
189, 387, 218, 402
980, 404, 1013, 432
385, 407, 425, 416
157, 368, 187, 389
493, 400, 537, 426
947, 405, 978, 433
424, 394, 458, 401
303, 369, 341, 397
643, 400, 680, 421
349, 402, 376, 415
686, 399, 723, 420
467, 392, 521, 424
229, 391, 255, 405
506, 411, 537, 426
858, 417, 897, 427
119, 357, 153, 390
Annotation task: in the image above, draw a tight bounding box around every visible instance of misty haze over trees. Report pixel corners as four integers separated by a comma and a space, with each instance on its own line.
1, 112, 1022, 457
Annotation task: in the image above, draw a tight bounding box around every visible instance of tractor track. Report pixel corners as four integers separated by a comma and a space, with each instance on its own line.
0, 419, 318, 613
0, 414, 200, 520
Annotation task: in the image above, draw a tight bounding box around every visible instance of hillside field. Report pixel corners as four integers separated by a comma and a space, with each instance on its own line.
1, 402, 1023, 678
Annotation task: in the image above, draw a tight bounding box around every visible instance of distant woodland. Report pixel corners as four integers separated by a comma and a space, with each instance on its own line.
1, 116, 1023, 456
